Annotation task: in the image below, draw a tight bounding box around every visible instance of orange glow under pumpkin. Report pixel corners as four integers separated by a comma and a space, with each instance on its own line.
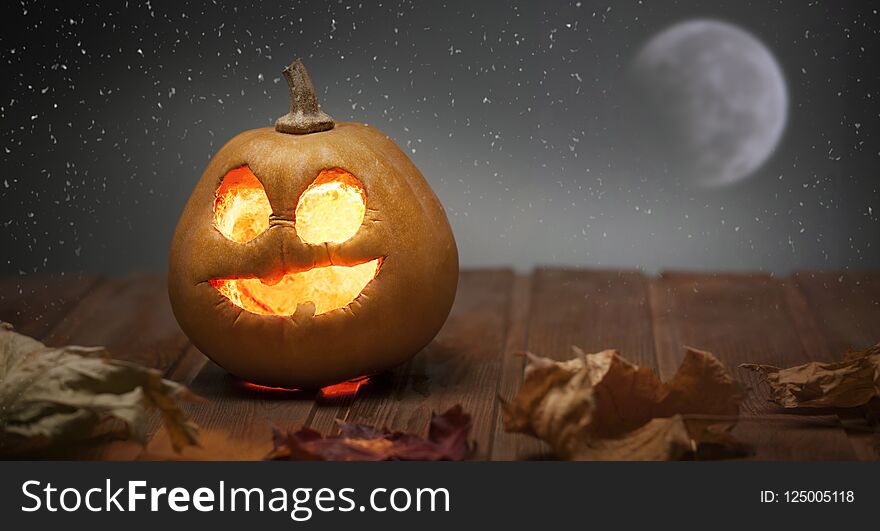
242, 376, 370, 398
211, 166, 379, 316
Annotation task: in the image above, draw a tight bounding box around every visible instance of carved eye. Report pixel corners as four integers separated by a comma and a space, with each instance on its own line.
213, 165, 271, 243
294, 168, 366, 245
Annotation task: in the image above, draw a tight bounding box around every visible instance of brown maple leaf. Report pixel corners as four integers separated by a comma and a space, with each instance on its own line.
502, 347, 747, 460
266, 405, 474, 461
742, 343, 880, 408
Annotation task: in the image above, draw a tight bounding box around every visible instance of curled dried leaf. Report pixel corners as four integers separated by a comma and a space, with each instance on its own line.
502, 347, 746, 460
267, 405, 473, 461
742, 343, 880, 408
572, 415, 693, 461
0, 322, 199, 456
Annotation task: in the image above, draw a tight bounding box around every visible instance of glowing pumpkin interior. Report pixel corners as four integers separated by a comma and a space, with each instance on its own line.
210, 166, 379, 316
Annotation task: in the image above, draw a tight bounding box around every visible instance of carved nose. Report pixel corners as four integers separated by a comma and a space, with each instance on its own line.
255, 222, 330, 285
259, 268, 285, 286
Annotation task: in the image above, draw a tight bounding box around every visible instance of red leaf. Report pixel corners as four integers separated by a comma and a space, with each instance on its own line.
266, 405, 474, 461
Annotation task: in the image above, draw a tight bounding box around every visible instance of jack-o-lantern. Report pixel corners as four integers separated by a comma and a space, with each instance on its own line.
168, 59, 458, 390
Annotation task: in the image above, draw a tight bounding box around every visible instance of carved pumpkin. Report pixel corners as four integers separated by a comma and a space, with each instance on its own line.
168, 59, 458, 390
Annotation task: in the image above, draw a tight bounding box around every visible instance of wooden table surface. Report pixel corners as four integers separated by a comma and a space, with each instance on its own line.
2, 269, 879, 460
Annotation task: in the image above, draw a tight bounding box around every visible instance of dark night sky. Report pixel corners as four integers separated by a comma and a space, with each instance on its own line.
1, 0, 878, 274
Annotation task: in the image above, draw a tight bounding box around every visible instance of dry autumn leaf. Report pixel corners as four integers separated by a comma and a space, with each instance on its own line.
0, 322, 199, 456
567, 415, 745, 461
267, 405, 473, 461
742, 343, 880, 408
502, 347, 747, 460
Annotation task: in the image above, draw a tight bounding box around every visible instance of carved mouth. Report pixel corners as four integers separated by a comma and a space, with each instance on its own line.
211, 258, 381, 317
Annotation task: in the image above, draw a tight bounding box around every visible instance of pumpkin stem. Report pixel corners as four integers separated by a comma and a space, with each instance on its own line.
275, 59, 335, 135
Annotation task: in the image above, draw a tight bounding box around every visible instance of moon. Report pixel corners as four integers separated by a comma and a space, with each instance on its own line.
631, 19, 788, 186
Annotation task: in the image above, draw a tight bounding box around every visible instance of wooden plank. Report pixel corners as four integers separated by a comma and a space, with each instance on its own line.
490, 274, 533, 460
512, 268, 658, 459
649, 272, 856, 460
794, 272, 880, 460
730, 415, 855, 460
0, 272, 102, 339
45, 273, 190, 374
650, 273, 815, 385
307, 269, 514, 460
528, 268, 656, 365
794, 272, 880, 355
